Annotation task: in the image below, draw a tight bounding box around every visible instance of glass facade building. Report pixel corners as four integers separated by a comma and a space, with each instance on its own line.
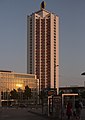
0, 70, 38, 104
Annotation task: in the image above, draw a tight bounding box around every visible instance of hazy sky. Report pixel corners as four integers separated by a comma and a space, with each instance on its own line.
0, 0, 85, 87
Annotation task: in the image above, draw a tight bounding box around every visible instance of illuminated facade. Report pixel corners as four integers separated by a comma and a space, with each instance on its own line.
0, 70, 38, 99
27, 3, 59, 93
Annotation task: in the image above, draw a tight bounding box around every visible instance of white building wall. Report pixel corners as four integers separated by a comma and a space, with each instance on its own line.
56, 16, 59, 94
50, 14, 54, 88
45, 18, 47, 88
37, 9, 49, 18
39, 17, 41, 90
32, 14, 36, 74
27, 16, 30, 73
50, 14, 59, 94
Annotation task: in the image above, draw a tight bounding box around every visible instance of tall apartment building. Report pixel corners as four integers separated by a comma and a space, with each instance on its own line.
27, 2, 59, 93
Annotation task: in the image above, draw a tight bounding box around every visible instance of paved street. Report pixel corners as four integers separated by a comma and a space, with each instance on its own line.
0, 107, 49, 120
0, 107, 85, 120
62, 108, 85, 120
81, 108, 85, 120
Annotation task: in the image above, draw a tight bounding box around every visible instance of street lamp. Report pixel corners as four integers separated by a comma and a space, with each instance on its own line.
81, 72, 85, 87
54, 64, 59, 95
81, 72, 85, 75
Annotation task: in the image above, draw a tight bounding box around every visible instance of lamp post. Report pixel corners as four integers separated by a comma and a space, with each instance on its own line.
81, 72, 85, 87
54, 64, 59, 95
81, 72, 85, 75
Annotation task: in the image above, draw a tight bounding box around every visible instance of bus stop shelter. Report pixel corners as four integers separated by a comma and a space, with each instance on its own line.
62, 93, 78, 108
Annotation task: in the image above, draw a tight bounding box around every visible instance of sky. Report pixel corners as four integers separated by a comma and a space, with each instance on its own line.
0, 0, 85, 87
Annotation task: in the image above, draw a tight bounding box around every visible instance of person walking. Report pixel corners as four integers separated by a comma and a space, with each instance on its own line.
66, 101, 72, 120
75, 100, 83, 120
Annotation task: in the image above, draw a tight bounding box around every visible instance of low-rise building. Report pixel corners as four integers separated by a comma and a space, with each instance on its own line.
0, 70, 38, 106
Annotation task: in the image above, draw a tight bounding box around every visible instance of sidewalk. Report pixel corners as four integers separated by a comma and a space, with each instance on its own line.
28, 107, 61, 120
28, 108, 43, 116
28, 108, 79, 120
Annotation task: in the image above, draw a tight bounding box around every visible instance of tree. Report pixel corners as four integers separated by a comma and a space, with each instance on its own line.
59, 90, 64, 95
10, 89, 18, 99
23, 85, 31, 99
71, 87, 79, 93
80, 91, 85, 98
17, 88, 23, 100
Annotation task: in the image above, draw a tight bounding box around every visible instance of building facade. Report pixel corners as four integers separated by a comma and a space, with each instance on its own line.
27, 3, 59, 93
0, 70, 38, 105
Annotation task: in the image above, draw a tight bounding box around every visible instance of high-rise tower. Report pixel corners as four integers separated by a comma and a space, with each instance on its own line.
27, 1, 59, 93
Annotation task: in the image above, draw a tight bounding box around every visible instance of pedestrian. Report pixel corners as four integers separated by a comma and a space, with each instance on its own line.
66, 101, 72, 120
75, 100, 83, 120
